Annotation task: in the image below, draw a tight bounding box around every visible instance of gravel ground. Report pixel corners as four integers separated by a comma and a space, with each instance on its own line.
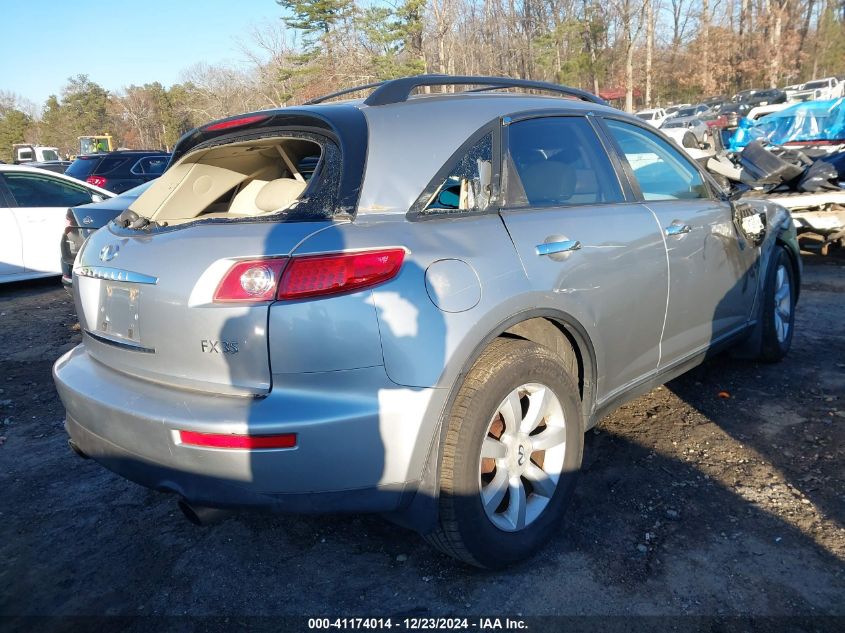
0, 252, 843, 629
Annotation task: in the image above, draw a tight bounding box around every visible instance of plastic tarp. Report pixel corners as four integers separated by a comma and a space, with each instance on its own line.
729, 98, 845, 150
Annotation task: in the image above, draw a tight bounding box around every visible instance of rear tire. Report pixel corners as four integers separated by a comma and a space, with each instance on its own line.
758, 246, 796, 362
425, 338, 583, 568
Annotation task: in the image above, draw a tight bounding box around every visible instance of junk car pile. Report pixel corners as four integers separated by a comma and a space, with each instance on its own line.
712, 98, 845, 255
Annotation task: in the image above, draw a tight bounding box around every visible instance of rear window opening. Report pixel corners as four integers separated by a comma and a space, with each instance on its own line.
127, 135, 330, 226
65, 156, 102, 180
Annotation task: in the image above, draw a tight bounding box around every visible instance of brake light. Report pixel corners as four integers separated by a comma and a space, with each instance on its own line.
86, 175, 107, 188
278, 249, 405, 300
203, 114, 270, 132
178, 430, 296, 449
213, 258, 287, 302
213, 249, 405, 303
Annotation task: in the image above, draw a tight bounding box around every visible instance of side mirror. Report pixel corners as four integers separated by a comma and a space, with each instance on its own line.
724, 183, 751, 201
91, 193, 105, 203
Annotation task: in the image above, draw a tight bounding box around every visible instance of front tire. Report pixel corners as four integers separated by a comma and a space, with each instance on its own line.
425, 338, 583, 568
759, 246, 796, 362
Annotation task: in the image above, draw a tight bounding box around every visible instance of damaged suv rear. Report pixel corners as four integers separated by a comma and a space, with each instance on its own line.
54, 76, 800, 568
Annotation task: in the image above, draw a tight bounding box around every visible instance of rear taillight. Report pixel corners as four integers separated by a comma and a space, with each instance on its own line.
212, 249, 405, 303
86, 175, 107, 188
278, 249, 405, 300
213, 259, 287, 302
178, 430, 296, 449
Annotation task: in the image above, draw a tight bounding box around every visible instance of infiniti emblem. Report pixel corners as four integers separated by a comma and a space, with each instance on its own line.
99, 243, 119, 262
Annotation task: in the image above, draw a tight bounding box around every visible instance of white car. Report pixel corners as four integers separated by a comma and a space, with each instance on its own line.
660, 110, 712, 146
661, 128, 714, 164
0, 165, 113, 283
635, 107, 668, 128
747, 103, 792, 121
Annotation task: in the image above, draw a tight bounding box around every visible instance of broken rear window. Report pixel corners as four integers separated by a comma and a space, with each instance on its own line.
127, 131, 341, 227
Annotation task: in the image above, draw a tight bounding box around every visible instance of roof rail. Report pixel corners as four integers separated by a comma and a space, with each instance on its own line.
304, 75, 606, 107
364, 75, 606, 106
304, 81, 386, 105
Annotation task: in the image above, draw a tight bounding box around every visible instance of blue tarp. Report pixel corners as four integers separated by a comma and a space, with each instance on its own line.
729, 98, 845, 150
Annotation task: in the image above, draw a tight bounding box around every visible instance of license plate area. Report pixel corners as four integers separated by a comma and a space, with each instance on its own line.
97, 283, 141, 343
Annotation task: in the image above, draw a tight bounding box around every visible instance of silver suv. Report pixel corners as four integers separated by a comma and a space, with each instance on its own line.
53, 76, 800, 568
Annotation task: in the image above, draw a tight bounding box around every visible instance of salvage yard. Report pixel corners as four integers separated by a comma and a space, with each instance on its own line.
0, 251, 843, 620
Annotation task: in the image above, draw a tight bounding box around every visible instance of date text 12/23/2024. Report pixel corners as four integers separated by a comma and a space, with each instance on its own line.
308, 618, 528, 630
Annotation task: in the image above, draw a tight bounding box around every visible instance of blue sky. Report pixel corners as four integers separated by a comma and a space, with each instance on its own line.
2, 0, 286, 108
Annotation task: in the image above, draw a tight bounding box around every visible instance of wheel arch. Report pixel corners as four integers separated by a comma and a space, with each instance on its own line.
387, 308, 598, 534
776, 233, 802, 304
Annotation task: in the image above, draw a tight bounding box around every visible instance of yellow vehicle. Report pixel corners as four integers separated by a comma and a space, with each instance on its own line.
79, 135, 114, 155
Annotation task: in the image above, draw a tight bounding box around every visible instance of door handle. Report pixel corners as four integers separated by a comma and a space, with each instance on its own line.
536, 240, 581, 256
664, 224, 691, 236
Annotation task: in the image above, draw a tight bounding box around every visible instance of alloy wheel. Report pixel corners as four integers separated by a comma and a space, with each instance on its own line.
773, 263, 792, 344
478, 383, 566, 532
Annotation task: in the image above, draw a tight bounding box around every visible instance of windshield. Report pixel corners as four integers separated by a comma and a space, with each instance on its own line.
79, 137, 108, 154
41, 149, 60, 161
636, 113, 654, 120
804, 80, 830, 89
676, 108, 697, 117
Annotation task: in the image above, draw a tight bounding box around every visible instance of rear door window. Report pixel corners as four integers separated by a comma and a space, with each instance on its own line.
505, 116, 623, 208
94, 156, 132, 174
604, 119, 709, 201
422, 133, 494, 214
130, 156, 169, 175
2, 173, 95, 207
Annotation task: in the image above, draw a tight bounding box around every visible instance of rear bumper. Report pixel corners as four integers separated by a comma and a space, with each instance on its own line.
54, 345, 443, 512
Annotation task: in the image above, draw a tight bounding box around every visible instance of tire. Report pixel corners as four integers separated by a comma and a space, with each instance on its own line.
425, 338, 583, 568
759, 246, 796, 362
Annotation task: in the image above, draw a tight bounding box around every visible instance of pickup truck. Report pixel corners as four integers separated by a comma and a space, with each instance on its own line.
13, 144, 61, 163
11, 144, 71, 173
791, 77, 844, 102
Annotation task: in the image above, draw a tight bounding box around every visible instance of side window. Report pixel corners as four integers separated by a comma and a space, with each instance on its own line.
605, 119, 709, 201
505, 116, 623, 208
96, 156, 131, 174
131, 156, 169, 176
423, 133, 493, 214
2, 173, 94, 208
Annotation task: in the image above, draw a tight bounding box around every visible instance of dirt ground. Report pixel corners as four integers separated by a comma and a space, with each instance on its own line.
0, 251, 843, 629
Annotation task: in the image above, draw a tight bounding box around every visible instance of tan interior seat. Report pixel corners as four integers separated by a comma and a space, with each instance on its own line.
255, 178, 307, 213
130, 138, 320, 224
227, 179, 271, 215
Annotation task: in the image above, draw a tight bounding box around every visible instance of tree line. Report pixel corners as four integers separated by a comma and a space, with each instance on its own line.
1, 0, 843, 162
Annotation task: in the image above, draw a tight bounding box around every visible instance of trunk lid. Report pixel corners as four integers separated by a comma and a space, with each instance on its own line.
73, 220, 331, 395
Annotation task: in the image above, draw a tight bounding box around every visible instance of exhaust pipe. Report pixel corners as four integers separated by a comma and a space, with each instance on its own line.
68, 439, 89, 459
177, 498, 231, 526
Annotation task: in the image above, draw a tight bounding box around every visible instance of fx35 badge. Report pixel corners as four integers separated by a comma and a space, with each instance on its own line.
201, 340, 239, 354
